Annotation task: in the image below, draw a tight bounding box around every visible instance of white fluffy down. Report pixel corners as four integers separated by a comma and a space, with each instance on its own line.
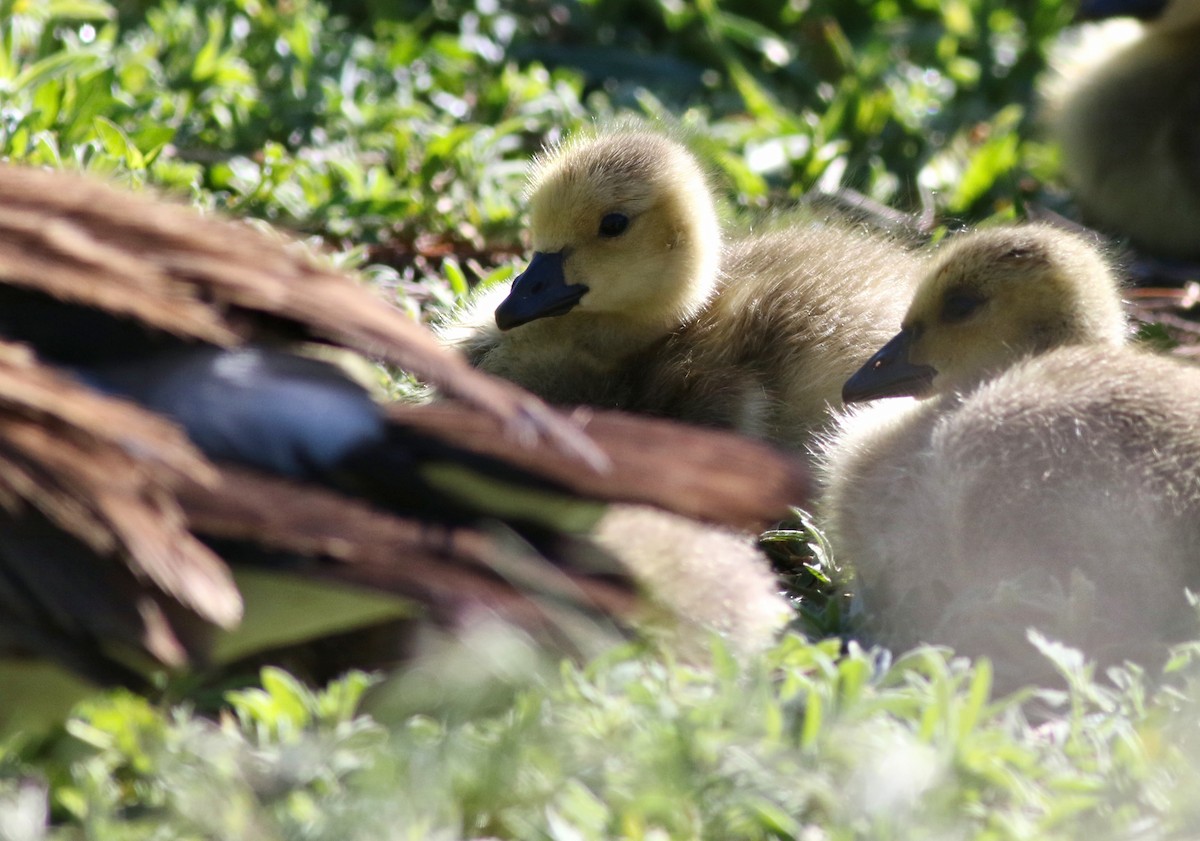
820, 225, 1200, 689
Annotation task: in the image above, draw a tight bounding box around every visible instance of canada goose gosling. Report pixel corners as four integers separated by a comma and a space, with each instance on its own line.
1047, 0, 1200, 258
444, 127, 921, 451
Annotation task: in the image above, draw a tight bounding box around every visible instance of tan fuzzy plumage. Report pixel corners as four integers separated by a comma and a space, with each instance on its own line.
590, 505, 791, 656
822, 223, 1200, 687
443, 127, 922, 452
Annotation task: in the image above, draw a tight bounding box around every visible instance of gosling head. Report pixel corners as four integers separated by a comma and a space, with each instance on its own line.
842, 225, 1127, 403
495, 130, 722, 332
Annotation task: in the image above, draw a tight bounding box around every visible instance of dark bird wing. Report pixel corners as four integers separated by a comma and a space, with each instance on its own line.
0, 342, 807, 692
386, 403, 811, 532
177, 465, 639, 663
0, 340, 237, 633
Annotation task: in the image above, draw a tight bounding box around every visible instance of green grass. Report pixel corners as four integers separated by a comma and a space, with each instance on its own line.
3, 0, 1199, 837
15, 638, 1200, 839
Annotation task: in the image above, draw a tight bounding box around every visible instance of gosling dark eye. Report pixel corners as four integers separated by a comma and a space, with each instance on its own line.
941, 291, 985, 324
598, 213, 630, 238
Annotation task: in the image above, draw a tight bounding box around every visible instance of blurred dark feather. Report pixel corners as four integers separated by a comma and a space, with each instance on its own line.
387, 403, 811, 532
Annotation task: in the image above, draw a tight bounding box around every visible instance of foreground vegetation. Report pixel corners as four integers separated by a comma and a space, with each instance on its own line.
3, 0, 1199, 837
8, 635, 1200, 840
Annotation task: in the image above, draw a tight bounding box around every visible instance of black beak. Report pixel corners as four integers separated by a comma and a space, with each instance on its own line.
495, 251, 588, 331
842, 328, 938, 403
1076, 0, 1166, 21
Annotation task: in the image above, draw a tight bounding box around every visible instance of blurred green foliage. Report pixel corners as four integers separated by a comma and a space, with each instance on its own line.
11, 638, 1200, 839
0, 0, 1073, 281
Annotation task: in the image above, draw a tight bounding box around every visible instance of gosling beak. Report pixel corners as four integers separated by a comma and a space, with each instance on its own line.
842, 328, 937, 403
495, 251, 588, 331
1076, 0, 1166, 21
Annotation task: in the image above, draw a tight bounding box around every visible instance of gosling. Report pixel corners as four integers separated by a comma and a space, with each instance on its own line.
1047, 0, 1200, 258
822, 224, 1200, 687
442, 127, 922, 451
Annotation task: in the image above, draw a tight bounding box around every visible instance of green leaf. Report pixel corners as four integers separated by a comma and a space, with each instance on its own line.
800, 688, 822, 751
10, 48, 106, 90
45, 0, 115, 18
441, 256, 469, 299
957, 657, 992, 739
93, 115, 144, 167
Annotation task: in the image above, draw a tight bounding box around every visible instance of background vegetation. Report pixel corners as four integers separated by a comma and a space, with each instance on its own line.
3, 0, 1199, 838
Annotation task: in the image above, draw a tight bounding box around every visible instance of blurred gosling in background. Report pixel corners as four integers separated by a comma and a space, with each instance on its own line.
1046, 0, 1200, 259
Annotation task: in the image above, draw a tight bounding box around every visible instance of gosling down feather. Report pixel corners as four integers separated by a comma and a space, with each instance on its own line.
1047, 0, 1200, 258
822, 223, 1200, 688
0, 165, 809, 737
442, 128, 922, 451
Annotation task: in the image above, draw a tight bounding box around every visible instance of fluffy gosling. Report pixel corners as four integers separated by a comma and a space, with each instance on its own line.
822, 224, 1200, 687
1047, 0, 1200, 258
443, 127, 922, 451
